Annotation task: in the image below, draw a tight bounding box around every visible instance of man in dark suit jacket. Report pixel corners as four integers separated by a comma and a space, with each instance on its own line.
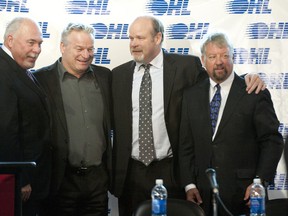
111, 16, 266, 216
284, 137, 288, 173
34, 23, 112, 216
0, 17, 52, 216
179, 32, 283, 215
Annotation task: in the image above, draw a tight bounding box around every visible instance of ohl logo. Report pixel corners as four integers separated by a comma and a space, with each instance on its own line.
65, 0, 110, 15
226, 0, 271, 14
0, 0, 29, 12
258, 72, 288, 90
247, 22, 288, 39
146, 0, 190, 16
166, 23, 209, 39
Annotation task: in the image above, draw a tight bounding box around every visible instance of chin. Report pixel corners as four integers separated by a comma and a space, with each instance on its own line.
132, 55, 144, 63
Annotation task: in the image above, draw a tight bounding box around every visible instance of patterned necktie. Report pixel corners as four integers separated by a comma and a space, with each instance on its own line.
139, 64, 155, 166
210, 84, 221, 135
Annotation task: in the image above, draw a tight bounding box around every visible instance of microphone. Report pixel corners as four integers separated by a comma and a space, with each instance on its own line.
206, 168, 219, 194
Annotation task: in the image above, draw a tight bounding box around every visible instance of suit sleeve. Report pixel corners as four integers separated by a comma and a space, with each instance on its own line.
0, 78, 21, 161
254, 89, 283, 182
0, 75, 31, 187
178, 90, 197, 187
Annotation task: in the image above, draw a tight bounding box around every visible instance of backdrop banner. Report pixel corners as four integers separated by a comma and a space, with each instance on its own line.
0, 0, 287, 215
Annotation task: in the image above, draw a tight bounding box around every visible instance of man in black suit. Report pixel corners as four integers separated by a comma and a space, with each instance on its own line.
179, 32, 283, 215
0, 17, 52, 216
111, 16, 266, 216
34, 23, 112, 216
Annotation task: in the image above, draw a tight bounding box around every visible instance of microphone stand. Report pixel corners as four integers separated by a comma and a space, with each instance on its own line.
212, 188, 218, 216
213, 190, 234, 216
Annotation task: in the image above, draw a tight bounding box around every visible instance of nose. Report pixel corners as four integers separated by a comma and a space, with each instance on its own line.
215, 56, 223, 64
130, 38, 138, 47
33, 43, 41, 54
81, 49, 91, 58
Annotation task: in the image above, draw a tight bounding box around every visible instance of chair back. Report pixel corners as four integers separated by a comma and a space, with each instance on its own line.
133, 198, 205, 216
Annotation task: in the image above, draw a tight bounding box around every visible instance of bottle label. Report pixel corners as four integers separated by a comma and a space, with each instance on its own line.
152, 199, 167, 215
250, 197, 265, 214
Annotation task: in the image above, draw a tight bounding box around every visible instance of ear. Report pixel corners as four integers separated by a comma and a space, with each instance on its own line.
6, 35, 14, 49
60, 42, 65, 54
201, 55, 205, 65
155, 32, 162, 45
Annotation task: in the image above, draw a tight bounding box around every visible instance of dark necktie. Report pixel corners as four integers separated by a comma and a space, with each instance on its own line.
26, 70, 35, 81
139, 64, 155, 166
210, 84, 221, 135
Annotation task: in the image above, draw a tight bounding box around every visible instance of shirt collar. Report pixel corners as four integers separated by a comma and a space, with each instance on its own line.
209, 71, 234, 89
136, 50, 163, 71
2, 44, 14, 59
57, 58, 93, 81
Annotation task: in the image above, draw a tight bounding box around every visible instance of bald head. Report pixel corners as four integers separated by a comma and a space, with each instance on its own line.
4, 17, 43, 69
129, 16, 164, 63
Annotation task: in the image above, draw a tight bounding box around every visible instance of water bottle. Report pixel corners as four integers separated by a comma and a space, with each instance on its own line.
250, 178, 266, 216
151, 179, 167, 216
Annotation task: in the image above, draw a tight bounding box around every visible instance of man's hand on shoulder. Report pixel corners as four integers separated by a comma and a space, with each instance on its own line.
245, 73, 266, 94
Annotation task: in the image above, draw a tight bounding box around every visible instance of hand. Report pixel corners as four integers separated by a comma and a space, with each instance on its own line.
245, 73, 266, 94
244, 183, 253, 207
186, 188, 203, 205
21, 184, 32, 202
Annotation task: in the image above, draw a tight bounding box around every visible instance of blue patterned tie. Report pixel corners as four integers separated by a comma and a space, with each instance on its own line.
210, 84, 221, 135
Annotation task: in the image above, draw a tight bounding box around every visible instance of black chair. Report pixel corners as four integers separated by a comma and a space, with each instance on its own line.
133, 198, 205, 216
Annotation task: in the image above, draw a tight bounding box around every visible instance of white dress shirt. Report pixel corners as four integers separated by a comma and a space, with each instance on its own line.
131, 51, 172, 160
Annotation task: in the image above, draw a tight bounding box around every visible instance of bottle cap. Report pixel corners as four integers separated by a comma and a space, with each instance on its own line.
253, 178, 261, 184
156, 179, 163, 185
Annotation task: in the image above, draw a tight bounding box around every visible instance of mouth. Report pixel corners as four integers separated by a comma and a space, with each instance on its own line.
27, 56, 38, 63
78, 58, 91, 63
131, 50, 142, 54
214, 66, 225, 72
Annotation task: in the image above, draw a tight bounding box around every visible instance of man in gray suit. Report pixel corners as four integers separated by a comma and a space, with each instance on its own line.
179, 32, 283, 215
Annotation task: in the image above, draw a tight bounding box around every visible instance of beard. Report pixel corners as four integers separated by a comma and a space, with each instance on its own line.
131, 53, 145, 63
212, 68, 229, 82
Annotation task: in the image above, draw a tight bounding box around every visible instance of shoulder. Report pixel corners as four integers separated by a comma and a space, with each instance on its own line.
112, 60, 134, 73
91, 64, 111, 75
34, 61, 58, 77
164, 52, 201, 63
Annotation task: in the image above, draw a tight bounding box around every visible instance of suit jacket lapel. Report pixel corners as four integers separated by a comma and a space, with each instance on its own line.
199, 79, 214, 138
126, 61, 136, 116
163, 52, 177, 114
45, 61, 68, 133
0, 48, 48, 108
215, 74, 246, 137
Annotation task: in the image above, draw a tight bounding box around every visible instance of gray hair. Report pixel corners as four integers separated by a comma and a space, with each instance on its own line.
150, 16, 164, 43
4, 17, 34, 40
61, 23, 95, 45
200, 32, 234, 56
